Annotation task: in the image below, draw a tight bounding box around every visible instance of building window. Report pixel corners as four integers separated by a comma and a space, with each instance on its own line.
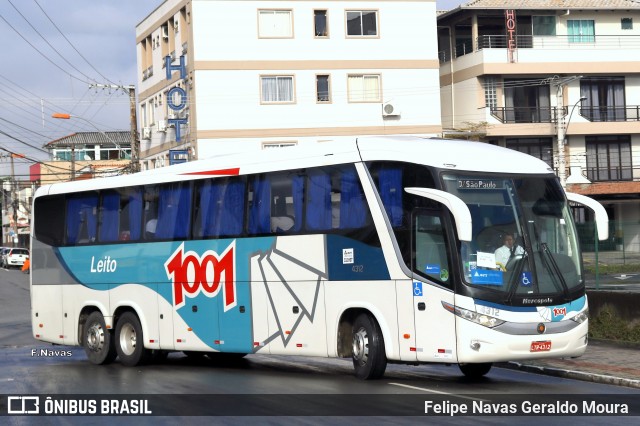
622, 18, 633, 30
586, 135, 632, 181
258, 10, 293, 38
532, 16, 556, 36
314, 10, 328, 37
580, 78, 626, 122
567, 20, 595, 43
505, 138, 553, 168
484, 77, 497, 111
346, 10, 378, 37
347, 74, 381, 102
261, 76, 294, 103
503, 79, 551, 123
316, 75, 331, 103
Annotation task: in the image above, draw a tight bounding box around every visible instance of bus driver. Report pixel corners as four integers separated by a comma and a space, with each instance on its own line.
494, 233, 524, 269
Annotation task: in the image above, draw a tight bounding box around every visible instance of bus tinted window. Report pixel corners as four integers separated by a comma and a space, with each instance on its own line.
34, 195, 65, 246
306, 165, 372, 232
98, 188, 143, 242
155, 182, 192, 240
66, 194, 98, 244
195, 177, 246, 238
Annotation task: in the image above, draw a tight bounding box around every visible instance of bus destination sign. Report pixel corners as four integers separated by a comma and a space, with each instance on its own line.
457, 179, 502, 190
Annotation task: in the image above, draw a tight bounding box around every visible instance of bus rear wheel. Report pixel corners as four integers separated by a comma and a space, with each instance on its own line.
83, 311, 117, 365
351, 313, 387, 380
459, 362, 492, 378
115, 312, 150, 367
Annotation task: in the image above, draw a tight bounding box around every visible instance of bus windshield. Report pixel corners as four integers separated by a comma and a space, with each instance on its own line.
441, 174, 583, 303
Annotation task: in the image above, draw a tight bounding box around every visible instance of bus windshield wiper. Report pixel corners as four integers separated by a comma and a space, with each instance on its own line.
540, 242, 569, 296
505, 250, 527, 305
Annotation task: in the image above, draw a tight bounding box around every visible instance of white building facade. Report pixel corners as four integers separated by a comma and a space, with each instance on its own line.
136, 0, 442, 168
437, 0, 640, 251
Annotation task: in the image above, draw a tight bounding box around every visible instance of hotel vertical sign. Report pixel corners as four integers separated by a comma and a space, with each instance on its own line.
505, 10, 517, 63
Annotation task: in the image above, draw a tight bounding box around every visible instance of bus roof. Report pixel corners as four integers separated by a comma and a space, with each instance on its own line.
36, 136, 553, 197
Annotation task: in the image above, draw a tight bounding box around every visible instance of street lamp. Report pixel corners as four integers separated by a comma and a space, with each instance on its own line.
52, 113, 127, 180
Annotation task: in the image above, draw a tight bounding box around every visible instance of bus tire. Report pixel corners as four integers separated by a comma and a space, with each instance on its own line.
82, 311, 117, 365
115, 312, 149, 367
459, 362, 492, 378
352, 313, 387, 380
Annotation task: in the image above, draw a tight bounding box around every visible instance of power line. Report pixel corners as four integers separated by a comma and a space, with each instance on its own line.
0, 9, 89, 84
32, 0, 117, 86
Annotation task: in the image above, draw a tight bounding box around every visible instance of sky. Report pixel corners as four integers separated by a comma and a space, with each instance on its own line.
0, 0, 163, 179
0, 0, 466, 180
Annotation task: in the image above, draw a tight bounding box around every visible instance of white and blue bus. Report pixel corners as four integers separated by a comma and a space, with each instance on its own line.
31, 136, 608, 379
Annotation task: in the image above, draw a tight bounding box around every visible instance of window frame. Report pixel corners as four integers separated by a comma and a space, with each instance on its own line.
347, 74, 382, 103
258, 9, 294, 39
585, 135, 632, 182
260, 75, 296, 104
621, 17, 633, 30
314, 9, 329, 38
316, 74, 331, 103
345, 10, 379, 38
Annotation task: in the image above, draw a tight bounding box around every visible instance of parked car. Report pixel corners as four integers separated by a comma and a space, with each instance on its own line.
4, 248, 29, 268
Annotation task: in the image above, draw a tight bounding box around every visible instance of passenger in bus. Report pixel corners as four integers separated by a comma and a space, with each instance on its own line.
494, 233, 524, 269
271, 216, 295, 233
145, 218, 157, 239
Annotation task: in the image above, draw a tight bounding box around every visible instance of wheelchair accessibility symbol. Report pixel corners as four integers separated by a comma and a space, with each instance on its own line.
413, 281, 423, 297
521, 271, 533, 287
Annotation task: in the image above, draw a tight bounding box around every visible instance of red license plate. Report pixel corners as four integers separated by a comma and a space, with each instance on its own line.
530, 341, 551, 352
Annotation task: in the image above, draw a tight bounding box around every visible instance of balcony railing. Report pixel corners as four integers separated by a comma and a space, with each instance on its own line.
439, 34, 640, 62
579, 106, 640, 122
491, 106, 560, 124
585, 167, 633, 182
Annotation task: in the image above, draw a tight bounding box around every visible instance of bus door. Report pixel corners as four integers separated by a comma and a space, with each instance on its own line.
410, 209, 457, 363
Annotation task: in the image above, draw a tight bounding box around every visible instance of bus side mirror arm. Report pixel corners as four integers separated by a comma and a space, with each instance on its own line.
565, 192, 609, 241
405, 187, 472, 242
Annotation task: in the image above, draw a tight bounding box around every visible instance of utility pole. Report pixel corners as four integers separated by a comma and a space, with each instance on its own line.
90, 83, 140, 173
548, 75, 583, 188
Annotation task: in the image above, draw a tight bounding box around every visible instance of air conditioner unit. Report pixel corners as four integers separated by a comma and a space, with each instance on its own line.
382, 102, 400, 117
157, 120, 167, 132
142, 127, 152, 139
162, 26, 169, 40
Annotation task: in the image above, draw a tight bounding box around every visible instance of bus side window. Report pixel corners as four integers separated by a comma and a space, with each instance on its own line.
377, 167, 403, 227
413, 209, 451, 287
121, 188, 143, 241
269, 172, 303, 234
196, 178, 246, 238
155, 182, 192, 240
306, 170, 332, 231
66, 194, 98, 245
98, 191, 120, 243
143, 186, 159, 240
339, 167, 370, 229
248, 176, 271, 235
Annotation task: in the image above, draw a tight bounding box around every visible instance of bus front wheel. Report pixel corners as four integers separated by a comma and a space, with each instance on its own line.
459, 362, 492, 378
83, 311, 117, 365
115, 312, 150, 367
351, 313, 387, 380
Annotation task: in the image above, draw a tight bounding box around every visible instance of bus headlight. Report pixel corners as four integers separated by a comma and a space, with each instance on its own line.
570, 308, 589, 324
441, 301, 505, 328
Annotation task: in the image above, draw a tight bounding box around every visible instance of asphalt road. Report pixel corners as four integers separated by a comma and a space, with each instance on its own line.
1, 268, 639, 424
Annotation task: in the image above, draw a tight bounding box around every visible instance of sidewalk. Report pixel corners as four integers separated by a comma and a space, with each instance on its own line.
499, 339, 640, 388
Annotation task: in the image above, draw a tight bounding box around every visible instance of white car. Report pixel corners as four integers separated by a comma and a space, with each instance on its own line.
4, 248, 29, 268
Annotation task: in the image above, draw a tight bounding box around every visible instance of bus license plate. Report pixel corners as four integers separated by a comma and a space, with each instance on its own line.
530, 341, 551, 352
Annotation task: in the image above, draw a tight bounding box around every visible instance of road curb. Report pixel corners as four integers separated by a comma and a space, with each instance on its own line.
497, 361, 640, 389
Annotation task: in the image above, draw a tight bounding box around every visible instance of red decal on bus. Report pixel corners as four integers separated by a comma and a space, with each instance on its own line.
181, 167, 240, 176
165, 242, 236, 311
